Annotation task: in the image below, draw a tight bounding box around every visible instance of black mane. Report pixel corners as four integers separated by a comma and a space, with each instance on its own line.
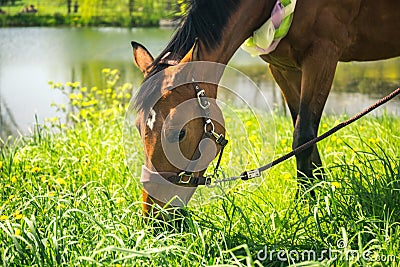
133, 0, 241, 113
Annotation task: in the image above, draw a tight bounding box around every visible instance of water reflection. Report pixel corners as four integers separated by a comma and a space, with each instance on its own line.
0, 27, 399, 136
0, 93, 19, 139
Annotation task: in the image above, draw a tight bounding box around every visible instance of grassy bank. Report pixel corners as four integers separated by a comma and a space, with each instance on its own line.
0, 70, 399, 266
0, 13, 165, 27
0, 13, 138, 27
0, 0, 179, 27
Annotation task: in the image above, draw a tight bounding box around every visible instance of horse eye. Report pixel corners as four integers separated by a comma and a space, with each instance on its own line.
178, 129, 186, 141
167, 129, 186, 143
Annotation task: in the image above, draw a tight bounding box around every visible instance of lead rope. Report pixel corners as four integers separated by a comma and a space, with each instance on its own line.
207, 87, 400, 187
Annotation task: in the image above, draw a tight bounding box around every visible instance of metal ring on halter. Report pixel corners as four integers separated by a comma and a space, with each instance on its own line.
204, 119, 215, 133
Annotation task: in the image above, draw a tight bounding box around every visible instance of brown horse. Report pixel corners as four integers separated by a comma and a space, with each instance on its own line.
131, 0, 400, 218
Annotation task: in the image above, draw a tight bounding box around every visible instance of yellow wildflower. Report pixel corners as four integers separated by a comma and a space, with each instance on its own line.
15, 228, 21, 236
368, 138, 376, 144
0, 161, 2, 168
0, 215, 8, 220
102, 68, 111, 73
283, 173, 292, 180
48, 192, 56, 197
56, 204, 65, 210
13, 210, 23, 220
80, 109, 88, 118
11, 176, 17, 183
72, 81, 80, 87
32, 167, 41, 173
249, 135, 258, 144
56, 178, 66, 185
9, 195, 14, 200
116, 197, 125, 205
81, 87, 87, 92
331, 181, 341, 188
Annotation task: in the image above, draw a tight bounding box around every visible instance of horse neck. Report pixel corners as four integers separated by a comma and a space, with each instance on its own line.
199, 0, 275, 64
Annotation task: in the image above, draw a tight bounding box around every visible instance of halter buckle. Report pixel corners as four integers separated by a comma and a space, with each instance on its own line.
178, 171, 193, 184
204, 119, 215, 133
197, 90, 210, 109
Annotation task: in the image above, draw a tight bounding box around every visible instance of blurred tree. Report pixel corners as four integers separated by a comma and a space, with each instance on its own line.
81, 0, 100, 23
74, 1, 79, 13
129, 0, 134, 17
67, 0, 71, 13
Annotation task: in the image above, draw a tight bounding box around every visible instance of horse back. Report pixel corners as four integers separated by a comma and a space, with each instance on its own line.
271, 0, 400, 63
344, 0, 400, 61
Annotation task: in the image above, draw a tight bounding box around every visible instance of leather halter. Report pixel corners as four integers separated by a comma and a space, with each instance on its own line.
163, 79, 228, 186
141, 58, 228, 188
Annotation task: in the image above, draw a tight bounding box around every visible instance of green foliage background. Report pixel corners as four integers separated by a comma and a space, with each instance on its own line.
0, 0, 181, 26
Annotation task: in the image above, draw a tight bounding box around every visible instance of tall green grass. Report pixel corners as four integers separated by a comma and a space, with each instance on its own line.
0, 70, 399, 266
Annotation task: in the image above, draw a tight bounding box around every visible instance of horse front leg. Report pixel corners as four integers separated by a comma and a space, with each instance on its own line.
268, 65, 301, 126
294, 40, 339, 195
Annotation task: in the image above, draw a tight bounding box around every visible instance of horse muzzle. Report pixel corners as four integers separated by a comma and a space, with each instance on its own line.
140, 165, 197, 207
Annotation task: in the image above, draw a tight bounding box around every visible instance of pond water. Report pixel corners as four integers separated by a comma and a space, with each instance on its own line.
0, 27, 399, 137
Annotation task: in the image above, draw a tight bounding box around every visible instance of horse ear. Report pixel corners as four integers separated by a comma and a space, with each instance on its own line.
131, 41, 154, 74
180, 38, 199, 63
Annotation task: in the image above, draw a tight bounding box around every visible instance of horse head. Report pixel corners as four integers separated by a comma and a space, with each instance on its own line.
131, 41, 227, 220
